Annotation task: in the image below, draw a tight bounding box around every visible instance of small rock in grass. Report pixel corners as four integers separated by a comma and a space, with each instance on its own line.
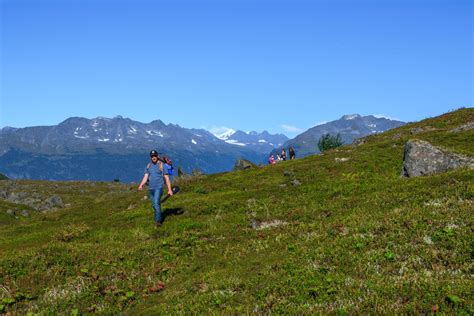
250, 218, 259, 230
233, 159, 256, 171
291, 179, 301, 186
352, 137, 367, 146
46, 195, 65, 208
392, 132, 402, 140
410, 126, 436, 135
283, 170, 294, 177
0, 190, 8, 199
423, 236, 433, 245
21, 210, 30, 217
250, 219, 288, 230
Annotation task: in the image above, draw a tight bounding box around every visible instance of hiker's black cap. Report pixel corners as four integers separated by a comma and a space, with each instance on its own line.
150, 150, 158, 157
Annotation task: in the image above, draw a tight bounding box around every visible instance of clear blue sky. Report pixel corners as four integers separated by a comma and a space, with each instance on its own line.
1, 0, 472, 137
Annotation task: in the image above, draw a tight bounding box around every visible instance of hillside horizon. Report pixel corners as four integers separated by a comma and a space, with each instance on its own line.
0, 108, 472, 313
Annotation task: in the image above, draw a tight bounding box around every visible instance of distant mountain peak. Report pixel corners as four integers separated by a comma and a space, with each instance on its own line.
95, 116, 112, 121
211, 128, 236, 140
274, 114, 406, 158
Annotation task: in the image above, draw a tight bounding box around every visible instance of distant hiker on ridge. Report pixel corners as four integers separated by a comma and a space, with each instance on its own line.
289, 147, 296, 160
138, 150, 173, 227
281, 149, 287, 161
268, 154, 276, 165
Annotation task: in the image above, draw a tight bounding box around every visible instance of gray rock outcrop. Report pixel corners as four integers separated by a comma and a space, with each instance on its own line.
410, 126, 436, 135
450, 122, 474, 133
0, 188, 65, 212
233, 159, 256, 171
44, 195, 65, 209
401, 140, 474, 177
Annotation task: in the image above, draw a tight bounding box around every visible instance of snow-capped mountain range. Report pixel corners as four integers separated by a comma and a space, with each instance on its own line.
0, 114, 404, 181
0, 116, 286, 181
211, 128, 288, 152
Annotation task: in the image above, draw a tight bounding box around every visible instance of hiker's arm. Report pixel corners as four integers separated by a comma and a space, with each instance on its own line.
138, 173, 149, 190
164, 175, 173, 195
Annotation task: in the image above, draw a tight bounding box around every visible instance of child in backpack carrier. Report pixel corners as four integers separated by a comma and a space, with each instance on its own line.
162, 155, 174, 181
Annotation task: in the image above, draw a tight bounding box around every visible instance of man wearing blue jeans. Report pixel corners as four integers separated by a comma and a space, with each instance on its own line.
138, 150, 173, 227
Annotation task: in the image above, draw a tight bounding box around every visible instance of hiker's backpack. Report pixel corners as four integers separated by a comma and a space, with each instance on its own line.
146, 161, 164, 172
161, 155, 174, 177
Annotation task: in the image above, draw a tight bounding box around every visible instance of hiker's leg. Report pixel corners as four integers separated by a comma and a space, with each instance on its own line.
152, 188, 163, 223
148, 189, 155, 210
149, 189, 157, 217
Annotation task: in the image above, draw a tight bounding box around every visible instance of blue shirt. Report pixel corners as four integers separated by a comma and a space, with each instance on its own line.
145, 162, 169, 189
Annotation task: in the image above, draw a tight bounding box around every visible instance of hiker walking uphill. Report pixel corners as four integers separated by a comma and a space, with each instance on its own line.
138, 150, 173, 227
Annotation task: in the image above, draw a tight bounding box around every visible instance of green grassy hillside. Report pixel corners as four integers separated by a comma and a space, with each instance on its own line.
0, 108, 473, 314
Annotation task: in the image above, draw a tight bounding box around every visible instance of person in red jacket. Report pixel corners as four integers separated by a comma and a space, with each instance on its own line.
268, 154, 276, 165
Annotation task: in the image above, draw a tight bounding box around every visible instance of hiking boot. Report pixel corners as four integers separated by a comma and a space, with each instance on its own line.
155, 221, 162, 228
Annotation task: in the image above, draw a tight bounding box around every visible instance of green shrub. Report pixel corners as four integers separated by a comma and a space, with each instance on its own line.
317, 133, 343, 152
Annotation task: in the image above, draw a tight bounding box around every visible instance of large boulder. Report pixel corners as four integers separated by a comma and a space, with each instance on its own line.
233, 159, 256, 171
401, 140, 474, 177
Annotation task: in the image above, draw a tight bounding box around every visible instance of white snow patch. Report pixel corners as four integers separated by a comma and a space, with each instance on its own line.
343, 114, 360, 120
98, 138, 110, 142
128, 126, 137, 134
191, 139, 197, 145
114, 138, 123, 142
74, 135, 89, 139
368, 124, 377, 128
226, 139, 246, 147
146, 130, 160, 136
146, 131, 164, 137
374, 114, 400, 121
258, 139, 268, 143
